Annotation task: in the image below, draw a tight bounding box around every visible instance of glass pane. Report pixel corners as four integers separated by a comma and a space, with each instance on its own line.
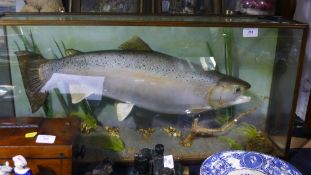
266, 29, 303, 150
0, 26, 14, 116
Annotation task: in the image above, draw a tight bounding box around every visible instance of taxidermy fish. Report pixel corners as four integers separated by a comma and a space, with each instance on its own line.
16, 36, 251, 121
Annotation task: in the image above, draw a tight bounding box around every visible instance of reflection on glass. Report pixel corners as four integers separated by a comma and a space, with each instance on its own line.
223, 0, 275, 15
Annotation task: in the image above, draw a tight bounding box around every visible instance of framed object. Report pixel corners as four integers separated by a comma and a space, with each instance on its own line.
159, 0, 221, 15
63, 0, 73, 12
16, 0, 65, 12
222, 0, 275, 15
0, 0, 16, 12
81, 0, 141, 13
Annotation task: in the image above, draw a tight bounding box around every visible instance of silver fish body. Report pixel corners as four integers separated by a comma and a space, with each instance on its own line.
16, 50, 251, 114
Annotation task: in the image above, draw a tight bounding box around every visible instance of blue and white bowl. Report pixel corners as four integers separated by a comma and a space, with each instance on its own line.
200, 150, 301, 175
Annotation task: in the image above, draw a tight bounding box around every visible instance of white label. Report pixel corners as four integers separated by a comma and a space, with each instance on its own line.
243, 28, 258, 37
36, 135, 56, 144
163, 155, 174, 169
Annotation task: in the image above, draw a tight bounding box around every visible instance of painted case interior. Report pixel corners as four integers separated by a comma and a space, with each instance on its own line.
0, 14, 307, 162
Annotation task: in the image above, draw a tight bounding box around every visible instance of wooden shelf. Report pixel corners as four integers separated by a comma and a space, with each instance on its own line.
0, 117, 80, 175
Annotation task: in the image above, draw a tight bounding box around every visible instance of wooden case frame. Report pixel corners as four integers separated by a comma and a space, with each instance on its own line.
0, 14, 308, 160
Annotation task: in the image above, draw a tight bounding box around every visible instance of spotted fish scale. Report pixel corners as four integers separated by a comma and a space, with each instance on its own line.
41, 50, 222, 85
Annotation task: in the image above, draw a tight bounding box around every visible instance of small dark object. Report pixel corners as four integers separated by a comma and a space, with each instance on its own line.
131, 144, 175, 175
73, 144, 86, 159
133, 153, 150, 175
162, 168, 175, 175
155, 144, 164, 156
84, 159, 114, 175
141, 148, 153, 160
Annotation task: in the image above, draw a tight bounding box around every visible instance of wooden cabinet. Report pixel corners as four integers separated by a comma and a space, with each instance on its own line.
0, 117, 80, 175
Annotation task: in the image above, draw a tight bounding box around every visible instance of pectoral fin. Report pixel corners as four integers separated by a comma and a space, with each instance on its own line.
69, 84, 93, 104
116, 103, 134, 121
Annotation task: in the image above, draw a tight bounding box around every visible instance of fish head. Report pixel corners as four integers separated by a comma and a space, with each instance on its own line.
207, 76, 251, 109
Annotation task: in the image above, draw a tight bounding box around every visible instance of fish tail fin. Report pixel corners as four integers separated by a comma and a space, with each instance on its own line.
15, 51, 49, 113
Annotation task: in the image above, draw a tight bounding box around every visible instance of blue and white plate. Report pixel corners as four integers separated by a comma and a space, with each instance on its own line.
200, 150, 301, 175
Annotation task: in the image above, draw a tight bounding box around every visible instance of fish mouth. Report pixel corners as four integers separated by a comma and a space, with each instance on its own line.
228, 95, 252, 106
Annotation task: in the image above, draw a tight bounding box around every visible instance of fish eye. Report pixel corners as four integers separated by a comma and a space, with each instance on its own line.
235, 87, 241, 93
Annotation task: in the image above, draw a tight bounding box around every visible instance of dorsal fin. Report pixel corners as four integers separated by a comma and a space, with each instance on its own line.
118, 36, 152, 51
65, 49, 83, 56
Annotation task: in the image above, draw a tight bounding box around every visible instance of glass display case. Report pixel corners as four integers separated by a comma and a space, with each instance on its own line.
0, 14, 307, 164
